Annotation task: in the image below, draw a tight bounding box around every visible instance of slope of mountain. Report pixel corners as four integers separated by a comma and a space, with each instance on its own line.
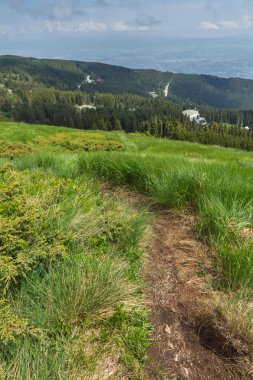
1, 55, 253, 109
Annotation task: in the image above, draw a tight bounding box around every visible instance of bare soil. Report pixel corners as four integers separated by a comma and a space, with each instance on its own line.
144, 210, 251, 380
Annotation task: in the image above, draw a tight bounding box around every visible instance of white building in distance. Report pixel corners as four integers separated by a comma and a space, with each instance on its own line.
182, 109, 200, 121
148, 91, 158, 99
182, 109, 207, 127
79, 104, 96, 110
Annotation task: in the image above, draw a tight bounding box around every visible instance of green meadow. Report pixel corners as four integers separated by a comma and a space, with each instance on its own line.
1, 121, 253, 163
0, 121, 253, 378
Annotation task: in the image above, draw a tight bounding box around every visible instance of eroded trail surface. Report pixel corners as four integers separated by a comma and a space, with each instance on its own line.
145, 210, 249, 380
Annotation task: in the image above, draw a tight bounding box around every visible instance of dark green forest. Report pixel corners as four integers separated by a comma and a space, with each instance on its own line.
2, 55, 253, 109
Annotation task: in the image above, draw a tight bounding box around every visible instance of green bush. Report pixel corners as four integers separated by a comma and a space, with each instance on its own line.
34, 133, 124, 152
0, 167, 67, 294
0, 300, 39, 345
0, 141, 31, 158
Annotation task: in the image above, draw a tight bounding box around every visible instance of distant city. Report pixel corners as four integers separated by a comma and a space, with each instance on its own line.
96, 48, 253, 79
75, 37, 253, 80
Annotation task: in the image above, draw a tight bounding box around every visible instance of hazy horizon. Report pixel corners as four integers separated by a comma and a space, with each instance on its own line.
1, 1, 253, 79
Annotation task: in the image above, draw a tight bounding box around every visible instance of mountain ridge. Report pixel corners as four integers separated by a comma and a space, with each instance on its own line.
1, 55, 253, 109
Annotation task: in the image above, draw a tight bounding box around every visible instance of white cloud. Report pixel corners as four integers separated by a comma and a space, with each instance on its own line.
112, 22, 148, 31
198, 19, 242, 31
76, 22, 107, 32
1, 17, 151, 35
198, 21, 220, 30
113, 22, 133, 31
45, 20, 108, 33
220, 20, 239, 29
31, 19, 149, 34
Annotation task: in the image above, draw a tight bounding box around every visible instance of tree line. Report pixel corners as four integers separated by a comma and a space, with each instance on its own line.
1, 85, 253, 151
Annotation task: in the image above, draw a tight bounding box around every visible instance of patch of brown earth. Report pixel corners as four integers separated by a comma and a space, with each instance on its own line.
144, 210, 251, 380
240, 228, 253, 241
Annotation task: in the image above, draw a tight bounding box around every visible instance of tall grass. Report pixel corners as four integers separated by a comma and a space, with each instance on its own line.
77, 152, 253, 291
5, 124, 253, 370
214, 241, 253, 291
1, 339, 68, 380
13, 150, 253, 292
0, 160, 150, 379
197, 194, 253, 241
14, 153, 78, 178
77, 153, 203, 207
7, 142, 253, 356
75, 150, 253, 346
18, 255, 136, 335
217, 292, 253, 345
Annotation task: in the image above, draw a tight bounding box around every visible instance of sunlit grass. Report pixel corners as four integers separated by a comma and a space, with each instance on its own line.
77, 152, 253, 291
1, 121, 253, 373
0, 160, 150, 379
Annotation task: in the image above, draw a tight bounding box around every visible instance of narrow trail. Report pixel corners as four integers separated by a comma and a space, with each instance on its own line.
144, 210, 250, 380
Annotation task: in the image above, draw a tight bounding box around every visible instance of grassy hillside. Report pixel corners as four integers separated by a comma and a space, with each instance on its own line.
1, 121, 253, 163
2, 55, 253, 109
0, 121, 253, 378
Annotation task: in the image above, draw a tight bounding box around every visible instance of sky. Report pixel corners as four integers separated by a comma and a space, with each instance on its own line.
0, 0, 253, 75
0, 0, 253, 37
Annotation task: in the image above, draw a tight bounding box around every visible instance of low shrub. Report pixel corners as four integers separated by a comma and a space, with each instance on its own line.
34, 133, 124, 152
0, 166, 67, 294
0, 141, 31, 158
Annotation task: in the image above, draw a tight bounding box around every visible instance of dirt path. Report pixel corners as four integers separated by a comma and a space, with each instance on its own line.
144, 210, 250, 380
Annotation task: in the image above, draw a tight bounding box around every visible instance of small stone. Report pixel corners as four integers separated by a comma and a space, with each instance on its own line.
164, 324, 171, 334
181, 366, 190, 378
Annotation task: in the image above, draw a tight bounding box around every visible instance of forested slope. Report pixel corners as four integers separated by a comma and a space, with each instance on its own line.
2, 55, 253, 109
